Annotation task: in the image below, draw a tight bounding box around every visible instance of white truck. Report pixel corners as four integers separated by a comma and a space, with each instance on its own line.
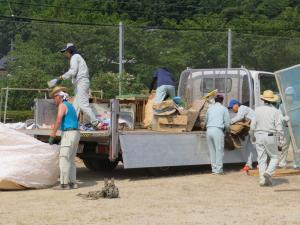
20, 67, 278, 173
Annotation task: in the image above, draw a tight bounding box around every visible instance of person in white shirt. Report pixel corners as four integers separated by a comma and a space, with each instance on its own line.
227, 99, 256, 172
205, 94, 231, 175
250, 90, 283, 187
57, 43, 101, 129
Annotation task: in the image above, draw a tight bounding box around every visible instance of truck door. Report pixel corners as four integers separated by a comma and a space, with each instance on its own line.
257, 73, 278, 106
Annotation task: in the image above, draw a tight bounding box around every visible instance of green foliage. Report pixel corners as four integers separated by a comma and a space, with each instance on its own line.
5, 110, 34, 122
1, 0, 300, 110
90, 72, 147, 99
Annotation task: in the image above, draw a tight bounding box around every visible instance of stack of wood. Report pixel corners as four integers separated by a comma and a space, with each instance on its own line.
152, 100, 188, 132
144, 89, 217, 133
225, 120, 251, 150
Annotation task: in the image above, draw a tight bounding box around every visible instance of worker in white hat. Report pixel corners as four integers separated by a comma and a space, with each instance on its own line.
49, 43, 102, 130
49, 86, 80, 190
250, 90, 283, 186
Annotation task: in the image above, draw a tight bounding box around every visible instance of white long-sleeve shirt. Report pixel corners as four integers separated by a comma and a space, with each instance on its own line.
62, 54, 89, 84
250, 103, 283, 136
205, 102, 230, 130
231, 105, 255, 124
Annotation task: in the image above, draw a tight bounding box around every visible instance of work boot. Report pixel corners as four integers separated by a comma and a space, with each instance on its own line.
69, 183, 79, 189
212, 172, 225, 175
53, 184, 71, 190
293, 165, 300, 170
263, 172, 272, 186
259, 181, 266, 187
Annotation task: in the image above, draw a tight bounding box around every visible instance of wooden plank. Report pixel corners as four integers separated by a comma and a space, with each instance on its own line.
247, 168, 300, 177
186, 99, 207, 132
153, 125, 186, 133
158, 115, 188, 125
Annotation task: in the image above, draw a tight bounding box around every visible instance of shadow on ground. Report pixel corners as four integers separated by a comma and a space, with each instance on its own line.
76, 162, 248, 186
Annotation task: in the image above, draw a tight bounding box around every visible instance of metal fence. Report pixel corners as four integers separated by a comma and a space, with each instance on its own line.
0, 87, 103, 123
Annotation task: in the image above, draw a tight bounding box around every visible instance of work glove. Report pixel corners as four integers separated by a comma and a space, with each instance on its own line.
283, 115, 290, 122
47, 77, 62, 88
48, 136, 55, 145
47, 78, 58, 88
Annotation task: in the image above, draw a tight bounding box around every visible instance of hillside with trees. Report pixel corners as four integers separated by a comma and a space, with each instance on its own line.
1, 0, 300, 109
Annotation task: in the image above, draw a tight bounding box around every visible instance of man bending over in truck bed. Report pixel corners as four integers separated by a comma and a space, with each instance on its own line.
150, 68, 176, 104
228, 99, 256, 172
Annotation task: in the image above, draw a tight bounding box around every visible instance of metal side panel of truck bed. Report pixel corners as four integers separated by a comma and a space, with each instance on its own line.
20, 129, 110, 142
119, 130, 253, 169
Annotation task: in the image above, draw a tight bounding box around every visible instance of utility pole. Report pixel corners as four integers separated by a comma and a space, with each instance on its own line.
227, 28, 232, 68
119, 21, 124, 96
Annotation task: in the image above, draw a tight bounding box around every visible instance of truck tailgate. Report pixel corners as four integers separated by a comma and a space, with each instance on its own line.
119, 130, 254, 169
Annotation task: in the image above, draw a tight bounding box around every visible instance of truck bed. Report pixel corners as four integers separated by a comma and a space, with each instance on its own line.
19, 129, 110, 142
120, 129, 206, 135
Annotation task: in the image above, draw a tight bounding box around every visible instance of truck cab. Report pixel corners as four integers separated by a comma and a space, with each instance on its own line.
178, 68, 277, 109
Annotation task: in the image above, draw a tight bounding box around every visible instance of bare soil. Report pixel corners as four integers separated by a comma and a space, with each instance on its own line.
1, 161, 300, 225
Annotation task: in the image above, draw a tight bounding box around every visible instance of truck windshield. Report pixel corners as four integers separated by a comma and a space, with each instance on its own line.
202, 78, 232, 93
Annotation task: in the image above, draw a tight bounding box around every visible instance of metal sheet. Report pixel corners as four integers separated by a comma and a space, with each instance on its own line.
275, 65, 300, 151
120, 131, 253, 169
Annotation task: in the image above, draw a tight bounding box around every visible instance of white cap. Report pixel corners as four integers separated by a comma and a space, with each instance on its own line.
60, 43, 75, 52
54, 91, 69, 100
285, 86, 295, 96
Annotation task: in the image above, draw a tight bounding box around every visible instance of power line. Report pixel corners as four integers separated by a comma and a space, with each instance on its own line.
0, 15, 119, 27
0, 0, 224, 11
1, 14, 300, 36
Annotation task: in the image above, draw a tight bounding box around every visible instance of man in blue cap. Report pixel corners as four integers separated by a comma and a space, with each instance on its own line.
205, 94, 230, 175
228, 99, 256, 172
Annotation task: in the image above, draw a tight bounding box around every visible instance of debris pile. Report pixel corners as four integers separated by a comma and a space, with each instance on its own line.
77, 178, 119, 200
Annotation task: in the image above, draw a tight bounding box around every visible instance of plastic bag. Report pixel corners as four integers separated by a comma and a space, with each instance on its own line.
0, 123, 59, 189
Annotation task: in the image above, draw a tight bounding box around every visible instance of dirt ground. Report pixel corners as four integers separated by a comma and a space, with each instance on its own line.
1, 160, 300, 225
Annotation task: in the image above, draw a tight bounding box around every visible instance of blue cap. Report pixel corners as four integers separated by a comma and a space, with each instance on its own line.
228, 99, 240, 109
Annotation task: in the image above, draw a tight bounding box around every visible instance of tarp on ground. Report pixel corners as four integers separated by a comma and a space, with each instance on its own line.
0, 123, 59, 190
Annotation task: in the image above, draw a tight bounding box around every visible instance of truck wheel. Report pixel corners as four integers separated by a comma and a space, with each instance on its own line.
146, 167, 173, 176
83, 158, 119, 171
82, 159, 95, 171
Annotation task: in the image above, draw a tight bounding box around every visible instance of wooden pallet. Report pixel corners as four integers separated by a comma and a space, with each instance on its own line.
247, 168, 300, 177
152, 115, 188, 132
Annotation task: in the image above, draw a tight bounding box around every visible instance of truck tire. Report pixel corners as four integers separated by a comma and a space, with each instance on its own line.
83, 158, 119, 171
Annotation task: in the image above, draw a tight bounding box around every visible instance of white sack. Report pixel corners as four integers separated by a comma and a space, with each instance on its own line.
3, 122, 26, 130
0, 123, 59, 189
